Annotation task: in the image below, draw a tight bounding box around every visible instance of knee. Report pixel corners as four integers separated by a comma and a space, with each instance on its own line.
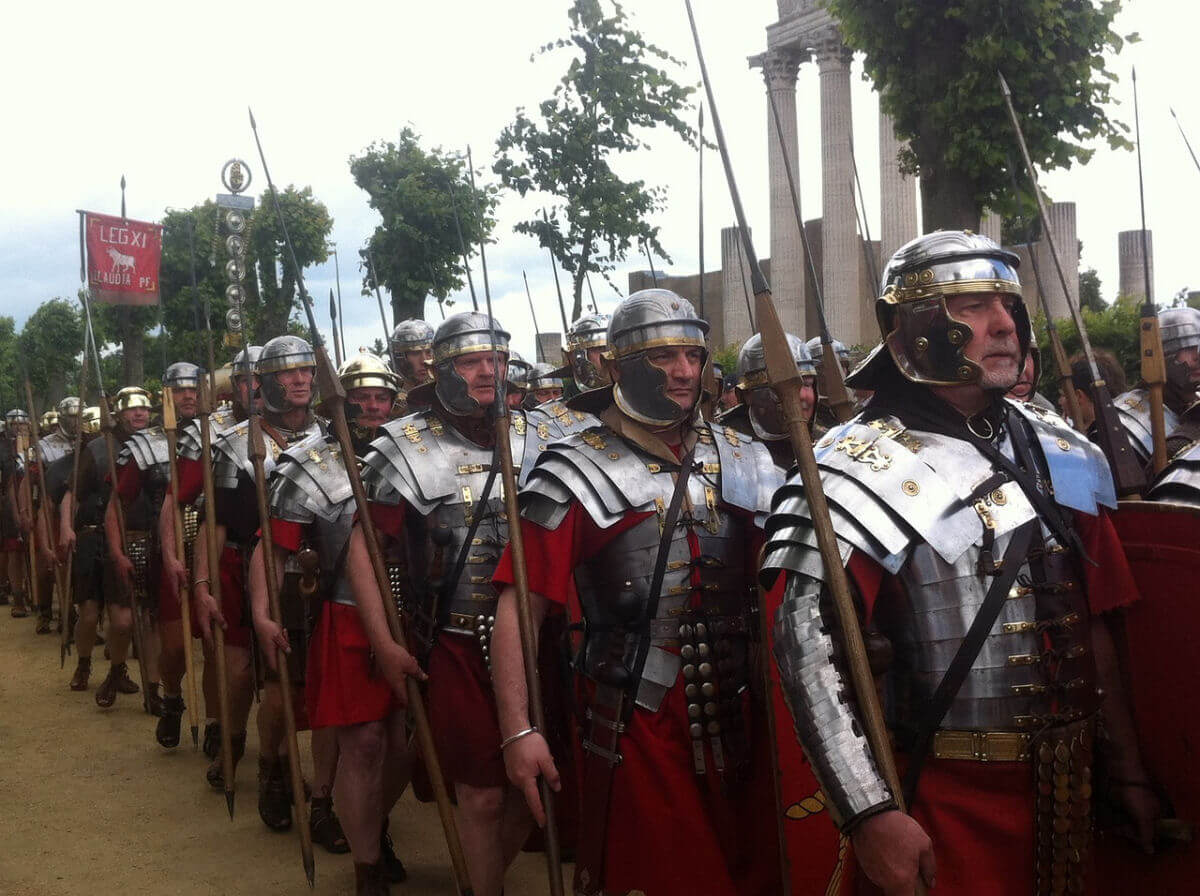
340, 722, 387, 768
108, 606, 132, 634
457, 784, 505, 825
77, 602, 99, 626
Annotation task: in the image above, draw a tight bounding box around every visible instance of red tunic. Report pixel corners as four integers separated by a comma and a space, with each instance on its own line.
370, 503, 506, 788
493, 500, 782, 896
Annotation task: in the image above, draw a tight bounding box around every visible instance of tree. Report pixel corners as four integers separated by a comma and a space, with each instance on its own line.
19, 299, 84, 406
828, 0, 1133, 230
0, 316, 20, 411
1034, 298, 1141, 401
494, 0, 698, 321
349, 131, 496, 326
1079, 267, 1105, 311
247, 186, 333, 342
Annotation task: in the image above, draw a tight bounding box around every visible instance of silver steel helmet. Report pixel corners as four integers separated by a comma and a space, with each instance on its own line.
522, 362, 565, 409
565, 311, 612, 391
389, 319, 435, 382
257, 335, 316, 414
1159, 307, 1200, 358
57, 397, 82, 417
113, 387, 152, 412
431, 311, 510, 415
805, 337, 851, 364
231, 345, 263, 379
5, 408, 29, 425
737, 333, 815, 439
506, 350, 532, 392
339, 352, 400, 395
848, 230, 1028, 390
163, 361, 203, 390
609, 289, 709, 427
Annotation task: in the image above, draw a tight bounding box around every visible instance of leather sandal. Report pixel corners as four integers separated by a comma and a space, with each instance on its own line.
69, 657, 92, 692
156, 694, 185, 748
113, 663, 139, 695
310, 796, 350, 854
95, 666, 119, 708
258, 757, 293, 831
354, 861, 390, 896
379, 820, 408, 883
202, 721, 221, 760
206, 731, 246, 790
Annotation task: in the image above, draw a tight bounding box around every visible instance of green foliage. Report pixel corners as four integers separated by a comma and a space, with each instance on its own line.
1033, 298, 1141, 400
19, 299, 84, 406
1079, 268, 1104, 311
349, 130, 496, 325
494, 0, 698, 320
0, 316, 20, 411
247, 185, 333, 341
710, 342, 742, 378
827, 0, 1133, 229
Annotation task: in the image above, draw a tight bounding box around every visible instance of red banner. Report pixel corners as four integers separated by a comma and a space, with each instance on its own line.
84, 211, 163, 305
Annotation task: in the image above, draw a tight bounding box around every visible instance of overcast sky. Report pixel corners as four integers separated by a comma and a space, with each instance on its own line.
3, 0, 1198, 366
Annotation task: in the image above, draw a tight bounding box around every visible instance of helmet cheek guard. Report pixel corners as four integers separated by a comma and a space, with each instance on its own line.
612, 351, 699, 427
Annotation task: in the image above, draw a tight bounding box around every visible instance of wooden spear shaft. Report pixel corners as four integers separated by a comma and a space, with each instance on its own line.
198, 379, 237, 818
63, 347, 90, 666
162, 388, 202, 747
247, 414, 315, 887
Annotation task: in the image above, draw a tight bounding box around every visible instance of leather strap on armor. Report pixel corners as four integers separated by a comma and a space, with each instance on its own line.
575, 445, 696, 896
901, 518, 1037, 805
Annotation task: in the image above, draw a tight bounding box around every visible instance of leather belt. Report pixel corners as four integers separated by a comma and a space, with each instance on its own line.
126, 529, 151, 540
78, 524, 103, 535
647, 613, 750, 642
932, 729, 1031, 762
445, 610, 490, 633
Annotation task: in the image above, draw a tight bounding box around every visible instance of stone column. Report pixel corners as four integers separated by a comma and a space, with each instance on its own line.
1037, 202, 1078, 321
815, 29, 862, 346
757, 49, 807, 339
535, 332, 563, 366
979, 210, 1003, 244
878, 110, 918, 267
1119, 229, 1154, 303
720, 226, 755, 346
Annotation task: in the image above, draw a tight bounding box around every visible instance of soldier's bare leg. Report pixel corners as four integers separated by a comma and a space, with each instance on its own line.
256, 680, 293, 829
159, 619, 185, 695
311, 723, 338, 799
455, 782, 535, 896
334, 720, 387, 863
309, 724, 348, 853
105, 604, 132, 666
74, 599, 101, 659
8, 551, 27, 615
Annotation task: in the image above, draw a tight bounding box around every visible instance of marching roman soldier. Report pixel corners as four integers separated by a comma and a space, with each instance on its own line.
1, 409, 32, 617
110, 363, 201, 742
527, 312, 610, 440
491, 289, 785, 896
189, 345, 269, 789
59, 388, 151, 705
523, 363, 564, 408
258, 351, 408, 894
718, 331, 818, 462
203, 335, 331, 832
342, 311, 538, 896
388, 319, 435, 417
32, 398, 81, 633
762, 231, 1159, 894
168, 349, 251, 770
1114, 306, 1200, 468
807, 336, 854, 428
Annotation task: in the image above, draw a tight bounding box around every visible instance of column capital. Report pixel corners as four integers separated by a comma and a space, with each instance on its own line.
749, 48, 807, 90
812, 25, 853, 69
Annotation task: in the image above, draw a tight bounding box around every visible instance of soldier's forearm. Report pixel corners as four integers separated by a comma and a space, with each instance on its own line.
773, 572, 895, 831
1090, 614, 1148, 780
346, 524, 396, 654
247, 542, 270, 623
104, 500, 124, 559
158, 492, 177, 564
491, 586, 548, 737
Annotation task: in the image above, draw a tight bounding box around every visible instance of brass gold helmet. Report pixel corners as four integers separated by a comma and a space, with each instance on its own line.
82, 406, 102, 435
847, 230, 1029, 390
114, 387, 153, 412
339, 352, 400, 395
40, 410, 59, 432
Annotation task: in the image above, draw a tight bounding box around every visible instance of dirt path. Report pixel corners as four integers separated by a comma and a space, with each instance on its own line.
0, 613, 548, 895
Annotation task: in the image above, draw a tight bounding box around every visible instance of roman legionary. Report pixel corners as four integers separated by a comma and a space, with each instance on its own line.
109, 363, 201, 742
491, 289, 784, 896
59, 388, 151, 705
31, 398, 81, 633
199, 335, 331, 831
258, 351, 407, 894
718, 331, 818, 462
190, 345, 273, 790
1115, 306, 1200, 468
529, 312, 609, 440
806, 336, 854, 429
523, 363, 564, 408
341, 311, 535, 896
1, 410, 32, 617
762, 231, 1159, 894
388, 319, 435, 417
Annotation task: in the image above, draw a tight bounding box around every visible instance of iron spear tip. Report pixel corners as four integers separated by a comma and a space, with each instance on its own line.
225, 790, 236, 819
190, 725, 199, 748
997, 70, 1011, 96
248, 107, 257, 129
